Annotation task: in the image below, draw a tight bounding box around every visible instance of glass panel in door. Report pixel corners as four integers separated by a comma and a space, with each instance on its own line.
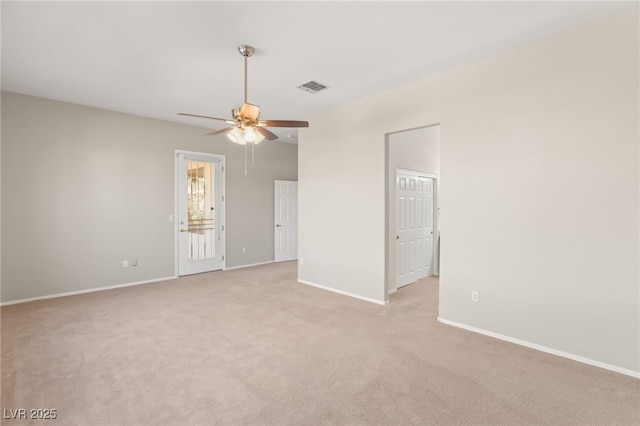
187, 161, 215, 261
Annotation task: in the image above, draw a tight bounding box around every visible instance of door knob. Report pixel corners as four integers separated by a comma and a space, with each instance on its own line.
276, 224, 283, 228
180, 229, 188, 233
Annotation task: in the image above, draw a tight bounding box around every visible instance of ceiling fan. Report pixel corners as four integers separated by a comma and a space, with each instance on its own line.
178, 45, 309, 146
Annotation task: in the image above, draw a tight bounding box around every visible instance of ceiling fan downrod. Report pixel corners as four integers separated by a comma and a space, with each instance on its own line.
238, 45, 254, 104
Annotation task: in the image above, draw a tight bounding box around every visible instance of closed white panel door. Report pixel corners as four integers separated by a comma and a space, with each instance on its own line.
274, 180, 298, 262
397, 171, 434, 288
177, 152, 225, 276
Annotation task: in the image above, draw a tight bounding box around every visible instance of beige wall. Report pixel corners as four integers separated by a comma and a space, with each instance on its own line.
387, 126, 441, 293
299, 12, 639, 374
1, 92, 297, 302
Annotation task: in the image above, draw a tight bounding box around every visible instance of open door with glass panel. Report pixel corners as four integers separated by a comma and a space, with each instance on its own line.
177, 152, 225, 275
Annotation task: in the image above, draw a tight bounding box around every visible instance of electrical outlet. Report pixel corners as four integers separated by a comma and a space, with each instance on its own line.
131, 259, 137, 267
242, 247, 246, 254
471, 291, 479, 303
123, 260, 129, 268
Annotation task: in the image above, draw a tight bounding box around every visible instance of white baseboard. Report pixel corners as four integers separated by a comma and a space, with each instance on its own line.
437, 317, 640, 379
224, 260, 274, 271
298, 279, 388, 305
0, 276, 177, 306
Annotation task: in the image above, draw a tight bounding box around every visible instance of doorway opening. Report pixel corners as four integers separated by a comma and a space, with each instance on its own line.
385, 125, 441, 297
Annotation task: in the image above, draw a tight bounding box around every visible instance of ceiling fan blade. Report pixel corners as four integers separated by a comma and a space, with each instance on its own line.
260, 120, 309, 128
179, 113, 235, 124
239, 103, 260, 122
255, 127, 278, 141
205, 127, 233, 136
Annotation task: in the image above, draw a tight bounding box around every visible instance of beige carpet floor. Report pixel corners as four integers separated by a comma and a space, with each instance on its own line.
1, 261, 638, 425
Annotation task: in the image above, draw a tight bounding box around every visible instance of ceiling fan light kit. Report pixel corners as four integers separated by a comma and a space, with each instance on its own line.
179, 45, 309, 175
226, 127, 265, 145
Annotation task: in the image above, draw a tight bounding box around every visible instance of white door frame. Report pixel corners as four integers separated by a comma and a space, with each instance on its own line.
174, 150, 226, 276
396, 168, 438, 288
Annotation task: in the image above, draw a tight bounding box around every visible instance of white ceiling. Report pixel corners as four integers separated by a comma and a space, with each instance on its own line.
2, 1, 636, 143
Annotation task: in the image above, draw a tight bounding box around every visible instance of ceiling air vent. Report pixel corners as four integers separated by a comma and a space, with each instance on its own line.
298, 80, 329, 94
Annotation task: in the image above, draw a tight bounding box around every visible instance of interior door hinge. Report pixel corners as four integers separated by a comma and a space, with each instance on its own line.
222, 225, 225, 231
222, 195, 224, 202
222, 255, 225, 261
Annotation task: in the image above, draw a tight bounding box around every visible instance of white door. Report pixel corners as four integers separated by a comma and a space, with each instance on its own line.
177, 152, 225, 275
274, 180, 298, 262
397, 170, 434, 287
